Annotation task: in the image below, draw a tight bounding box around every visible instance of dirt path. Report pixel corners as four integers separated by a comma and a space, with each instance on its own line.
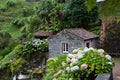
113, 58, 120, 80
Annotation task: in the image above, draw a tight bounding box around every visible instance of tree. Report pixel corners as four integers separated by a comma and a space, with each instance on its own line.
63, 0, 99, 28
86, 0, 120, 16
105, 19, 120, 53
36, 0, 65, 32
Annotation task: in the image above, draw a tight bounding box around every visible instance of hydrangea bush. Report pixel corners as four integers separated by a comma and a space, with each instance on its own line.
43, 47, 114, 80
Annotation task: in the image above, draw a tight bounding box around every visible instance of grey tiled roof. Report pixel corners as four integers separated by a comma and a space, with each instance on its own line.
34, 30, 53, 37
65, 28, 99, 40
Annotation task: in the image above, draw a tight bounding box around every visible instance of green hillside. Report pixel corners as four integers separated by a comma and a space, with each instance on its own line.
0, 0, 38, 37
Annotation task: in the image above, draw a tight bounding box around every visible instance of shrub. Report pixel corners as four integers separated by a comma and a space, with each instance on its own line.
43, 47, 114, 80
26, 16, 41, 32
0, 32, 11, 49
12, 18, 26, 28
22, 7, 34, 17
0, 40, 20, 57
17, 39, 48, 56
0, 6, 8, 12
6, 0, 16, 7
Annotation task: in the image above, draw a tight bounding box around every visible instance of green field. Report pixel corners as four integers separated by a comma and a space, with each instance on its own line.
0, 0, 38, 37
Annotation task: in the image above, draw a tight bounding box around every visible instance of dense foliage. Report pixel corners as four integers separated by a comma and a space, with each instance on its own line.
63, 0, 99, 28
34, 0, 100, 32
0, 32, 11, 50
43, 47, 114, 80
36, 0, 65, 32
0, 39, 48, 79
86, 0, 120, 16
105, 22, 120, 53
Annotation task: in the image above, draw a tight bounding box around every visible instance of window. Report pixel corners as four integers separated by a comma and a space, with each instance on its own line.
85, 41, 91, 48
62, 43, 68, 53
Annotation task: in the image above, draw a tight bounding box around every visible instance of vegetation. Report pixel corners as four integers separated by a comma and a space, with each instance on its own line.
86, 0, 120, 16
0, 0, 111, 79
63, 0, 99, 28
0, 39, 48, 79
105, 22, 120, 53
43, 48, 114, 80
0, 0, 38, 37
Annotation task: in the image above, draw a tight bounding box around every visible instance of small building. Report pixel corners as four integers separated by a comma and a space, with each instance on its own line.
48, 28, 99, 57
34, 30, 53, 39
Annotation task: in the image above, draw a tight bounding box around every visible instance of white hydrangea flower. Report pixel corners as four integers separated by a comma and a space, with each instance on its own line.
69, 78, 72, 80
81, 64, 88, 70
98, 49, 104, 54
89, 47, 94, 51
83, 47, 89, 53
47, 58, 56, 62
66, 57, 71, 63
53, 70, 63, 78
70, 63, 73, 66
71, 66, 79, 71
53, 73, 58, 78
73, 54, 78, 59
53, 78, 57, 80
100, 53, 105, 58
61, 61, 66, 67
68, 54, 73, 59
72, 49, 78, 53
66, 67, 71, 73
77, 50, 83, 55
108, 62, 113, 65
105, 55, 111, 60
71, 58, 78, 65
78, 54, 83, 60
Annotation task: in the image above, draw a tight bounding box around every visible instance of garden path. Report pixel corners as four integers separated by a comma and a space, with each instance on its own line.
113, 58, 120, 80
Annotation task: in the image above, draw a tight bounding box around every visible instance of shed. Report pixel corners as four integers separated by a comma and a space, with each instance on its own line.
48, 28, 99, 58
34, 30, 53, 39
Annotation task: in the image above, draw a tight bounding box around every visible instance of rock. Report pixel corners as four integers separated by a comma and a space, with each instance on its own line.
95, 72, 112, 80
13, 75, 17, 80
18, 73, 30, 80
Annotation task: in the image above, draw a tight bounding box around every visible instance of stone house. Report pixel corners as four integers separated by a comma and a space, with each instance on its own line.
48, 28, 99, 57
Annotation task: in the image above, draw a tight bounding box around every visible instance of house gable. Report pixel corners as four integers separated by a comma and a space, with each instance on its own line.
48, 30, 84, 57
49, 30, 84, 41
48, 28, 99, 58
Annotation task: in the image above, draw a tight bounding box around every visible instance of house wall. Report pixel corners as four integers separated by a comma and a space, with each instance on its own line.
84, 38, 99, 48
48, 30, 99, 58
91, 38, 99, 48
48, 30, 84, 58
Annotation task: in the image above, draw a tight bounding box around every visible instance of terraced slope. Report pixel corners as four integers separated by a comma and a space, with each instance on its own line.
0, 0, 38, 37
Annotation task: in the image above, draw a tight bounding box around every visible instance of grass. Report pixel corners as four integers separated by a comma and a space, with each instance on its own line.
0, 0, 39, 37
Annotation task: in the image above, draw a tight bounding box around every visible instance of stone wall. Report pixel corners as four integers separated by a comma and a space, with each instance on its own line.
95, 72, 113, 80
12, 52, 48, 80
49, 30, 89, 58
49, 30, 99, 58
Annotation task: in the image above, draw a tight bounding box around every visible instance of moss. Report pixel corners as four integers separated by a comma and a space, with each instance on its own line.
27, 68, 45, 74
10, 57, 25, 74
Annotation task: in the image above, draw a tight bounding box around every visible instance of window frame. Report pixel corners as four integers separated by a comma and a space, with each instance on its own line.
62, 43, 69, 53
84, 40, 91, 48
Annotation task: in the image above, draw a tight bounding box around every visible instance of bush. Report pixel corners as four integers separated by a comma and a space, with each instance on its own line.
0, 40, 20, 57
22, 7, 34, 17
12, 18, 26, 28
26, 16, 41, 32
6, 0, 16, 7
0, 32, 11, 49
0, 6, 8, 12
0, 39, 48, 69
43, 47, 114, 80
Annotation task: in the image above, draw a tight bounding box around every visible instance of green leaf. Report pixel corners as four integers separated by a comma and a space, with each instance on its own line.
85, 0, 96, 11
